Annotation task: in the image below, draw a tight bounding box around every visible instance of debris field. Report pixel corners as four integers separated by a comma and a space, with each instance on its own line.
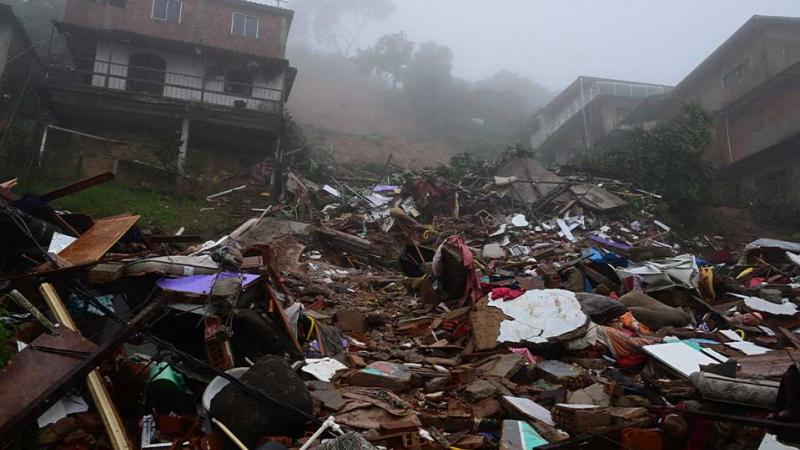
2, 155, 800, 450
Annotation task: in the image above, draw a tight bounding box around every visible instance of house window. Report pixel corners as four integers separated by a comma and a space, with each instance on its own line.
152, 0, 181, 23
723, 58, 750, 90
225, 69, 253, 97
232, 13, 258, 38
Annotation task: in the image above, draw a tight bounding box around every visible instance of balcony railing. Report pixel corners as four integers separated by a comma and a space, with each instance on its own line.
543, 81, 668, 141
46, 54, 284, 114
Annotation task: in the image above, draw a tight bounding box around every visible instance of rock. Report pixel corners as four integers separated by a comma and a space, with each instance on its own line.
575, 293, 628, 325
315, 433, 378, 450
464, 380, 499, 402
480, 353, 526, 379
760, 288, 783, 304
609, 407, 649, 424
425, 356, 461, 367
365, 313, 387, 328
567, 383, 611, 407
349, 361, 415, 392
307, 381, 345, 411
614, 395, 652, 408
335, 309, 366, 333
347, 353, 367, 368
211, 355, 314, 445
469, 302, 505, 351
662, 413, 689, 437
537, 360, 590, 388
371, 351, 390, 361
425, 376, 450, 392
472, 398, 502, 419
482, 243, 506, 260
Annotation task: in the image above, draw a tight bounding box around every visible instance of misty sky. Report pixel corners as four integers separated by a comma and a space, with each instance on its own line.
293, 0, 800, 91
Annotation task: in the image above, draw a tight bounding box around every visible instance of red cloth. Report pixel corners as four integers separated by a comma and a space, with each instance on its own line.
617, 353, 648, 368
490, 287, 525, 301
445, 235, 482, 306
684, 417, 713, 450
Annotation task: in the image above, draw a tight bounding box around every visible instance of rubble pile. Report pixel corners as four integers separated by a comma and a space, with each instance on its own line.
2, 161, 800, 450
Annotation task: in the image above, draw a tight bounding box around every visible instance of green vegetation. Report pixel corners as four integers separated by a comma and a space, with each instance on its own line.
582, 103, 716, 215
351, 32, 552, 158
19, 176, 241, 238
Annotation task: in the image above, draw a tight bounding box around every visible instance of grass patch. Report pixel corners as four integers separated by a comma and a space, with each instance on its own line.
18, 177, 241, 238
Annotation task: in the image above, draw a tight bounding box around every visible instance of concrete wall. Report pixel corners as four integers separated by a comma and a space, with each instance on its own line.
90, 39, 283, 111
711, 72, 800, 167
674, 26, 800, 114
722, 134, 800, 213
64, 0, 291, 60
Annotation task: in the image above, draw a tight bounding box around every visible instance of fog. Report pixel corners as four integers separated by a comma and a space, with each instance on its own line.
289, 0, 800, 90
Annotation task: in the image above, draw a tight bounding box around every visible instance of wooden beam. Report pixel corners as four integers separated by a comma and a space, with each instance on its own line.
0, 287, 168, 440
39, 283, 134, 450
39, 172, 115, 203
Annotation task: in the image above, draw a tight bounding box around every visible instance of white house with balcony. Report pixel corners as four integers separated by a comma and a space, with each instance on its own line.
529, 76, 673, 164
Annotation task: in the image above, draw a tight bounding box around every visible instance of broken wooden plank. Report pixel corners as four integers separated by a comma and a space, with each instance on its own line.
0, 328, 98, 434
0, 178, 17, 189
55, 214, 140, 266
38, 172, 115, 203
39, 283, 134, 450
0, 185, 19, 202
734, 350, 800, 379
779, 327, 800, 349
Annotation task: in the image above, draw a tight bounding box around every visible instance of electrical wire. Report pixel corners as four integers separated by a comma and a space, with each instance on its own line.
62, 279, 335, 435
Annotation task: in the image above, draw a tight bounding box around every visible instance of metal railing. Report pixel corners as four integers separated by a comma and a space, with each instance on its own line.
544, 81, 668, 140
46, 54, 284, 114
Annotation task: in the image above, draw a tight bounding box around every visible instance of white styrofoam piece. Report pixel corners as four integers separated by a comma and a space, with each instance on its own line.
719, 329, 743, 342
726, 341, 772, 356
786, 252, 800, 268
503, 396, 554, 426
301, 358, 348, 382
556, 218, 576, 242
48, 232, 77, 254
739, 295, 799, 316
489, 289, 587, 344
701, 347, 729, 363
642, 342, 717, 378
490, 224, 507, 237
759, 433, 800, 450
37, 393, 88, 427
322, 185, 341, 197
511, 214, 529, 228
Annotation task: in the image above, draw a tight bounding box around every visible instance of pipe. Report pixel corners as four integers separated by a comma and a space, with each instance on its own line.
298, 416, 343, 450
212, 418, 249, 450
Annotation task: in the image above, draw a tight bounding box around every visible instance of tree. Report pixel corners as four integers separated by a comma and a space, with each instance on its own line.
474, 70, 554, 113
582, 102, 715, 211
356, 32, 414, 90
290, 0, 396, 56
402, 42, 454, 118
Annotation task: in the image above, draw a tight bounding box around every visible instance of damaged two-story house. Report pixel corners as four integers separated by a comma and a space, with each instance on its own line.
528, 76, 673, 165
41, 0, 296, 186
620, 15, 800, 211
